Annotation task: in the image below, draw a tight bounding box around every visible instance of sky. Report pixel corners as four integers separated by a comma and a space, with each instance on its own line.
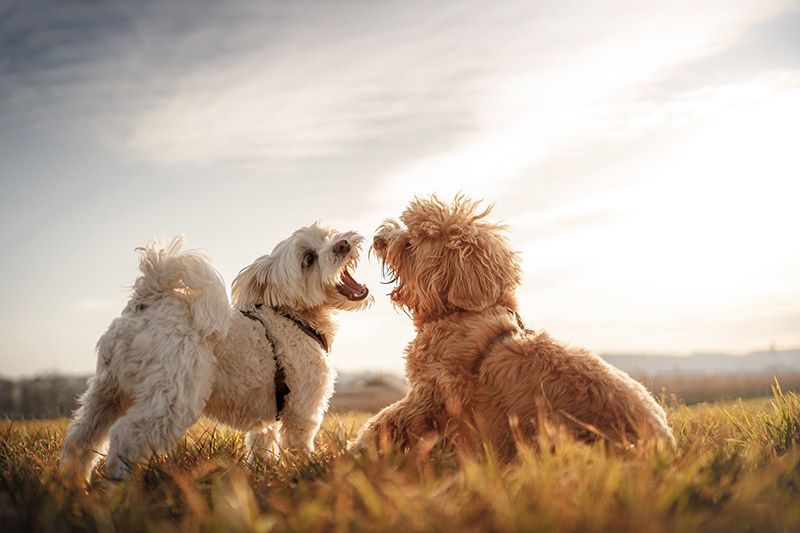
1, 0, 799, 377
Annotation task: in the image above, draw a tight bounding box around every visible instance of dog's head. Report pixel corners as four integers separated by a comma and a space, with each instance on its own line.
374, 195, 521, 321
231, 223, 370, 312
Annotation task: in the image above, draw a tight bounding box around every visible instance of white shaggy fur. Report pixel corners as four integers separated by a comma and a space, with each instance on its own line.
60, 224, 369, 481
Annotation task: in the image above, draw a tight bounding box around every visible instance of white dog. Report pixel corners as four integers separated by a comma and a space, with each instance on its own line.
60, 223, 370, 481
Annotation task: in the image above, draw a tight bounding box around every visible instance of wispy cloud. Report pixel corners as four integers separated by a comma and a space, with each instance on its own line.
2, 0, 792, 171
370, 0, 795, 205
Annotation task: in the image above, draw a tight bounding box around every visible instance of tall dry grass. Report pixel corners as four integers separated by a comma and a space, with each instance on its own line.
1, 385, 799, 532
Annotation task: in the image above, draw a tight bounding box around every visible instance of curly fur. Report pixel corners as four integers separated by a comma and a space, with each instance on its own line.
353, 196, 674, 455
61, 224, 370, 481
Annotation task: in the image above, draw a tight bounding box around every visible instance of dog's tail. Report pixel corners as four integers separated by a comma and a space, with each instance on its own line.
132, 236, 231, 341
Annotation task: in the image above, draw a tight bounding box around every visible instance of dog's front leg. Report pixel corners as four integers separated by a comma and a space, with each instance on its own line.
278, 410, 322, 453
349, 384, 437, 452
245, 421, 282, 463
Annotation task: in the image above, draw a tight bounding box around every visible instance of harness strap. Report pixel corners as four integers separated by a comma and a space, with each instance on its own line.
470, 308, 534, 375
274, 311, 329, 352
240, 310, 291, 417
255, 304, 329, 353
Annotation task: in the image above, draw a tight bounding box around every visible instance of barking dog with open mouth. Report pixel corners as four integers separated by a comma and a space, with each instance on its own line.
60, 223, 370, 481
351, 196, 673, 455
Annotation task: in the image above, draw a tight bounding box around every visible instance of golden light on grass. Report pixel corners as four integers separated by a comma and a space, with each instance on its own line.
1, 386, 799, 531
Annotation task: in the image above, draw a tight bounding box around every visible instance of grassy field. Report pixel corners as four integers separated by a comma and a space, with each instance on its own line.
1, 385, 799, 532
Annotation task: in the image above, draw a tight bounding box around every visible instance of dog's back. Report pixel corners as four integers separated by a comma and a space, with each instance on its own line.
479, 328, 674, 448
61, 237, 233, 480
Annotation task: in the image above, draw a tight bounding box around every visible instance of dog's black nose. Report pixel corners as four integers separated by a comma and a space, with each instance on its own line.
333, 239, 351, 255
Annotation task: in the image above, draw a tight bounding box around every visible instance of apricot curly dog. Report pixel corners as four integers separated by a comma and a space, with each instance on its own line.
352, 195, 674, 455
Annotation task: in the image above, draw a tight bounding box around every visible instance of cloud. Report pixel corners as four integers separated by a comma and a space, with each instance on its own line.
369, 0, 796, 206
1, 0, 484, 167
2, 0, 793, 173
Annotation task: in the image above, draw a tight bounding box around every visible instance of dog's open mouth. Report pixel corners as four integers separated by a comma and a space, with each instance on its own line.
336, 269, 369, 301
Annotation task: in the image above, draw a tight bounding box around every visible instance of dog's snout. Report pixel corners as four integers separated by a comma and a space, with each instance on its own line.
333, 239, 351, 255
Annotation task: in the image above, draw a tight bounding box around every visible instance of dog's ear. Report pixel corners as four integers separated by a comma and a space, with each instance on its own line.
446, 233, 521, 311
231, 254, 273, 310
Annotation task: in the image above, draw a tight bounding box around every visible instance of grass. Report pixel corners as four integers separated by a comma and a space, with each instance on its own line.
1, 386, 799, 532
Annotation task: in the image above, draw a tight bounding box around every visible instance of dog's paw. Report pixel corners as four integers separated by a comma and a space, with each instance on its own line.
103, 455, 133, 482
345, 438, 365, 453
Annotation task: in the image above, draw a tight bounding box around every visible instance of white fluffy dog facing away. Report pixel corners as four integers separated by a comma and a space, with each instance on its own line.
60, 224, 370, 481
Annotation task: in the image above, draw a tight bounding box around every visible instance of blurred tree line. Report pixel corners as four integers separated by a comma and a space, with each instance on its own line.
0, 375, 88, 419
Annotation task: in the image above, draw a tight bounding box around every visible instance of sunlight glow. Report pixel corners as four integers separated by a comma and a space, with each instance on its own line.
513, 74, 800, 354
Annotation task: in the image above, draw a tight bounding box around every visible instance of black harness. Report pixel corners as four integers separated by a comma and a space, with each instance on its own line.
469, 307, 534, 375
274, 311, 329, 352
239, 306, 328, 417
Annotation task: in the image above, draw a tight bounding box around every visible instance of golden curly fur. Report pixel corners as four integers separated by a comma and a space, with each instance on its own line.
352, 195, 674, 455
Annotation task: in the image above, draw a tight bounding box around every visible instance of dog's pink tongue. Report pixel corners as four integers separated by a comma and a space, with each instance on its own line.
337, 269, 369, 300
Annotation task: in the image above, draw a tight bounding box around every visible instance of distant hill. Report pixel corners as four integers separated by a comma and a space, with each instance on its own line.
2, 348, 799, 418
330, 372, 408, 413
602, 348, 800, 376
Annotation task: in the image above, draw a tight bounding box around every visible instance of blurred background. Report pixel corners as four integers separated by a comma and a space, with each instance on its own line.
1, 0, 798, 417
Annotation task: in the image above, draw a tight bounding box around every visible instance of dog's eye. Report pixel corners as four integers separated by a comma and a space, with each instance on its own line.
302, 251, 316, 268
